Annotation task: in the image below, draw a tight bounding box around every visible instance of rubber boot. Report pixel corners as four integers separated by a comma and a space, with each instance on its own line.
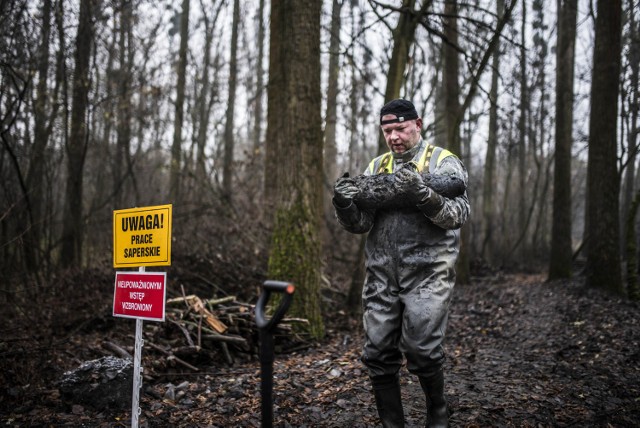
371, 374, 405, 428
418, 369, 448, 428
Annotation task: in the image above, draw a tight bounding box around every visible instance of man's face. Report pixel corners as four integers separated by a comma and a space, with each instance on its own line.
380, 115, 422, 154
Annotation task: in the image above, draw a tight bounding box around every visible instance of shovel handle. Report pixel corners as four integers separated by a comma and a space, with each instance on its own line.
255, 280, 295, 330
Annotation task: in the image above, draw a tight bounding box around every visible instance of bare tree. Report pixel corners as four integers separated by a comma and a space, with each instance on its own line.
446, 0, 517, 280
377, 0, 432, 155
324, 0, 343, 202
114, 0, 134, 209
481, 0, 504, 263
620, 0, 640, 250
623, 0, 640, 301
586, 0, 624, 293
222, 0, 240, 201
195, 0, 224, 184
23, 0, 53, 271
517, 0, 528, 262
549, 0, 578, 280
252, 0, 266, 161
60, 0, 97, 267
169, 0, 190, 203
441, 0, 472, 284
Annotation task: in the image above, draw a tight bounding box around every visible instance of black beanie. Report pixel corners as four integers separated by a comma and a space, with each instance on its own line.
380, 99, 419, 125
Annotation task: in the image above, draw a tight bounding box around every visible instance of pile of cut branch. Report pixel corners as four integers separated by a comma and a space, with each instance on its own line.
104, 293, 310, 374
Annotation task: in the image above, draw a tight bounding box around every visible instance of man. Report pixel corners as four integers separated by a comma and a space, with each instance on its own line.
333, 99, 469, 428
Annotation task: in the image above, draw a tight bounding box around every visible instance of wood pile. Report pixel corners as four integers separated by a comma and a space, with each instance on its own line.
103, 293, 310, 373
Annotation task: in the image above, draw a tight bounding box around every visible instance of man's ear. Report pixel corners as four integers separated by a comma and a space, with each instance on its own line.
415, 118, 423, 129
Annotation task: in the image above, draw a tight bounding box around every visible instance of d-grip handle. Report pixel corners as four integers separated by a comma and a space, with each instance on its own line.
255, 280, 295, 330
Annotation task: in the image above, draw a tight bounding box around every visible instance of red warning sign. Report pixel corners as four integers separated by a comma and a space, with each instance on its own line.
113, 271, 166, 321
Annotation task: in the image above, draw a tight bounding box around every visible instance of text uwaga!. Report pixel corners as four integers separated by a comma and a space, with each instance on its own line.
121, 214, 164, 259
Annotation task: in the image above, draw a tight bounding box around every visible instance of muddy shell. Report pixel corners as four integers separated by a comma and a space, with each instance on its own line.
350, 173, 466, 210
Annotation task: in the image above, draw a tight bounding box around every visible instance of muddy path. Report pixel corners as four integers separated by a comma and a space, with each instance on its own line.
1, 273, 638, 427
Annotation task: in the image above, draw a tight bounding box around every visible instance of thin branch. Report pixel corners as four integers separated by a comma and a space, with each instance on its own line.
457, 0, 519, 128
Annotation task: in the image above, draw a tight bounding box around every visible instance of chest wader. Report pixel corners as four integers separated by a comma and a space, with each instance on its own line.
363, 142, 455, 428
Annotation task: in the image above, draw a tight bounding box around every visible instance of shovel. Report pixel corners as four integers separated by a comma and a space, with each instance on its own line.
254, 280, 295, 428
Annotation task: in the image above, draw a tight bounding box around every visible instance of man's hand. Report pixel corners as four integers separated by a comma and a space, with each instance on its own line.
395, 164, 445, 215
334, 173, 360, 208
395, 164, 426, 202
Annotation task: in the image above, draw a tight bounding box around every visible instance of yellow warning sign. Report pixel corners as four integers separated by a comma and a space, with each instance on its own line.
113, 204, 172, 267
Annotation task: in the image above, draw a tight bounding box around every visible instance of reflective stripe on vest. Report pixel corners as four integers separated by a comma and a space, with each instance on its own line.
366, 144, 455, 174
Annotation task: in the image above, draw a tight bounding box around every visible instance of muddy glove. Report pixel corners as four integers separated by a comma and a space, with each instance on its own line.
334, 173, 360, 208
395, 164, 445, 216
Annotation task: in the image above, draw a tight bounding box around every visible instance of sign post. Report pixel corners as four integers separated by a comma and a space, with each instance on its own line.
133, 268, 144, 428
113, 204, 172, 428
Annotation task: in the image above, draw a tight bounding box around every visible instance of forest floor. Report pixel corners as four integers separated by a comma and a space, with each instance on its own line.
1, 268, 639, 427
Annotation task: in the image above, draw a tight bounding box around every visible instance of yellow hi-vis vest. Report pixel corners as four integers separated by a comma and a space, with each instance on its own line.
365, 142, 455, 175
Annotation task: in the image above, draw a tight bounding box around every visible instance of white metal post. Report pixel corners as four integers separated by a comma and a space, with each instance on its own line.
132, 266, 145, 428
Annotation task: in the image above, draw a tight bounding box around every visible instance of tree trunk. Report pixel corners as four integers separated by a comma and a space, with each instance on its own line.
195, 0, 223, 183
222, 0, 240, 201
530, 0, 550, 259
24, 0, 52, 271
549, 0, 577, 280
442, 0, 470, 284
586, 0, 623, 293
621, 0, 640, 258
251, 0, 266, 170
324, 0, 342, 198
169, 0, 190, 203
481, 0, 504, 263
517, 0, 528, 262
114, 0, 133, 209
443, 0, 460, 156
626, 190, 640, 301
61, 0, 96, 267
348, 1, 359, 173
450, 0, 515, 275
266, 0, 324, 339
346, 3, 370, 314
377, 0, 431, 155
323, 0, 343, 279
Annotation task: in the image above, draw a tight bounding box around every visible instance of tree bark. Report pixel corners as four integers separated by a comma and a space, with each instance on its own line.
620, 0, 640, 258
61, 0, 96, 267
251, 0, 266, 167
24, 0, 52, 270
442, 0, 472, 284
626, 190, 640, 301
346, 3, 369, 314
222, 0, 240, 201
517, 0, 528, 262
586, 0, 624, 293
266, 0, 325, 339
324, 0, 342, 199
114, 0, 133, 209
169, 0, 190, 203
481, 0, 504, 263
549, 0, 577, 280
348, 1, 359, 173
195, 0, 223, 183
